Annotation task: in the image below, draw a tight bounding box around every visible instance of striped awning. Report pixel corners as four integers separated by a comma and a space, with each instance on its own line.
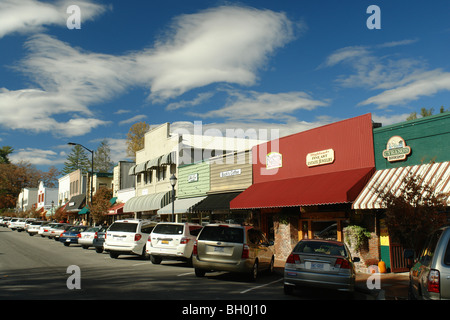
134, 162, 147, 174
160, 151, 176, 166
146, 156, 161, 170
352, 161, 450, 210
128, 165, 136, 176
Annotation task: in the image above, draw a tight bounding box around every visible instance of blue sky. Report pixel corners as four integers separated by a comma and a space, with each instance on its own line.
1, 0, 450, 173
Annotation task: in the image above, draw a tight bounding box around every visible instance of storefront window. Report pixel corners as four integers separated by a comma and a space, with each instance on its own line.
313, 221, 337, 240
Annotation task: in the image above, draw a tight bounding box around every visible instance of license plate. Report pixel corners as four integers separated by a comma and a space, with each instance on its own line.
214, 246, 224, 253
66, 239, 71, 242
311, 263, 324, 270
161, 240, 169, 244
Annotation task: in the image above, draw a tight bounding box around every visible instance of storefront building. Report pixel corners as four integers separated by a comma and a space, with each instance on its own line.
353, 112, 450, 272
231, 114, 376, 263
126, 122, 264, 220
193, 150, 254, 225
157, 159, 210, 223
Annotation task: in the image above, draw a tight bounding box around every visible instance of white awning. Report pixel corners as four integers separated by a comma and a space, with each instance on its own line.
158, 196, 207, 215
123, 191, 171, 213
352, 161, 450, 209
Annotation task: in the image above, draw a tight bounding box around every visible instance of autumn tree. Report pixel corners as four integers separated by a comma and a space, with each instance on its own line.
373, 169, 448, 254
89, 186, 113, 224
126, 121, 149, 160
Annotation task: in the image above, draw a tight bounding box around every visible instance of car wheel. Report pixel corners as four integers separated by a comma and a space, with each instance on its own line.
249, 260, 258, 282
82, 245, 89, 249
95, 247, 104, 253
110, 252, 119, 259
195, 268, 206, 277
64, 242, 70, 246
150, 255, 162, 264
141, 246, 150, 260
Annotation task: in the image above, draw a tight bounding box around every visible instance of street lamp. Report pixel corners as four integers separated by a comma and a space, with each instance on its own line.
169, 174, 177, 223
68, 142, 94, 223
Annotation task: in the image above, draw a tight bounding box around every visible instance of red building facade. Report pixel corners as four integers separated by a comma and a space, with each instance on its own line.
231, 114, 376, 262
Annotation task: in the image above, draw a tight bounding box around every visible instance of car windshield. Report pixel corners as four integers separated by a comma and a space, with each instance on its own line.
85, 227, 100, 232
108, 222, 138, 233
152, 224, 184, 235
198, 226, 244, 243
294, 240, 347, 257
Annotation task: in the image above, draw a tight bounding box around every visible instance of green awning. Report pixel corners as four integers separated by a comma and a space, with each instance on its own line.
79, 206, 90, 215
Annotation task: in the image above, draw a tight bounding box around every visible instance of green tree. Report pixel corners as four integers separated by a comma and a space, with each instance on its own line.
94, 140, 114, 173
0, 146, 14, 164
62, 145, 91, 175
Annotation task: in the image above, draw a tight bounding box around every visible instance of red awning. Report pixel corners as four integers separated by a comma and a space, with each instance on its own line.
230, 167, 374, 209
107, 202, 124, 215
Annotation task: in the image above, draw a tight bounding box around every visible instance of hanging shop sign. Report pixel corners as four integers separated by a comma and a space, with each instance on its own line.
187, 173, 199, 183
220, 169, 242, 178
306, 149, 335, 167
266, 152, 283, 170
382, 136, 411, 162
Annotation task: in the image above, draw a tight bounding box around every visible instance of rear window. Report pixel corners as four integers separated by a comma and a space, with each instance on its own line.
198, 226, 244, 243
294, 241, 347, 257
108, 222, 138, 233
444, 237, 450, 266
152, 224, 184, 235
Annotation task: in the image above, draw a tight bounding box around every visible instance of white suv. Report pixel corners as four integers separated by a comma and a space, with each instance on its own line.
147, 222, 203, 265
104, 219, 157, 259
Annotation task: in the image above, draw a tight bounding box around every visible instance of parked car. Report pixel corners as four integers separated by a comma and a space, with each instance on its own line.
147, 222, 202, 265
407, 226, 450, 300
283, 239, 359, 295
1, 217, 11, 227
26, 221, 48, 236
59, 225, 89, 246
93, 228, 108, 253
104, 219, 156, 259
8, 218, 25, 231
41, 223, 65, 238
79, 226, 107, 249
192, 224, 275, 281
50, 224, 72, 241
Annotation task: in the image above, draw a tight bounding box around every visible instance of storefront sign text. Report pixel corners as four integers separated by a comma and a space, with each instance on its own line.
219, 169, 241, 178
383, 136, 411, 162
187, 173, 198, 183
306, 149, 335, 167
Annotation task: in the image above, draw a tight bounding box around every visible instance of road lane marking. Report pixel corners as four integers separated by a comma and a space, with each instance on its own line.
240, 278, 283, 294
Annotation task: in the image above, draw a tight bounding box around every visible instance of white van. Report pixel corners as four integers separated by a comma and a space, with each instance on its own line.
104, 219, 156, 259
147, 222, 202, 265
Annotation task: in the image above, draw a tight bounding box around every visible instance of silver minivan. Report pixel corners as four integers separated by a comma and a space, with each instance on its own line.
192, 224, 275, 281
407, 226, 450, 300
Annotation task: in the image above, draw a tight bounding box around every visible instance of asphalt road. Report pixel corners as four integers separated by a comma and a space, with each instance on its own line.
0, 227, 374, 303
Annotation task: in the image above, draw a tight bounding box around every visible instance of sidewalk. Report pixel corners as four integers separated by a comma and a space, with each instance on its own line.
355, 271, 410, 300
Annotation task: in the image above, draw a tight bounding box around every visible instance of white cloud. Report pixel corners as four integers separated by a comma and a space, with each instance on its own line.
134, 6, 296, 101
0, 0, 108, 38
119, 115, 148, 126
0, 6, 297, 137
190, 90, 328, 121
9, 147, 65, 166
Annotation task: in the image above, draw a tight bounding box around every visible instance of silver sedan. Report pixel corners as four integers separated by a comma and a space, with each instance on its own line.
284, 239, 360, 295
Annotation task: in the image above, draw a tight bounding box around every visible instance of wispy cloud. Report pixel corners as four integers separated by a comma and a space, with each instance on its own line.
9, 147, 65, 166
0, 5, 297, 137
0, 0, 108, 38
190, 90, 329, 121
119, 114, 148, 125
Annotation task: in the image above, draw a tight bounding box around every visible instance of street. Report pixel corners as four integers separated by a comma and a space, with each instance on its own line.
0, 228, 375, 302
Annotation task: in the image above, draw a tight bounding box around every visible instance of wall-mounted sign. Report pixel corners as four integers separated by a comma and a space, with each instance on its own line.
187, 173, 198, 183
306, 149, 335, 167
266, 152, 282, 170
220, 169, 241, 178
382, 136, 411, 162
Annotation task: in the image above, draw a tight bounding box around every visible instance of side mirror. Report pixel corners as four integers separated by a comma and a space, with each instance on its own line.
352, 257, 360, 263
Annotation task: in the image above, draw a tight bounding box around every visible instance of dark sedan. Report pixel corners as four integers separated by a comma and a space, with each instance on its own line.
59, 225, 90, 246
